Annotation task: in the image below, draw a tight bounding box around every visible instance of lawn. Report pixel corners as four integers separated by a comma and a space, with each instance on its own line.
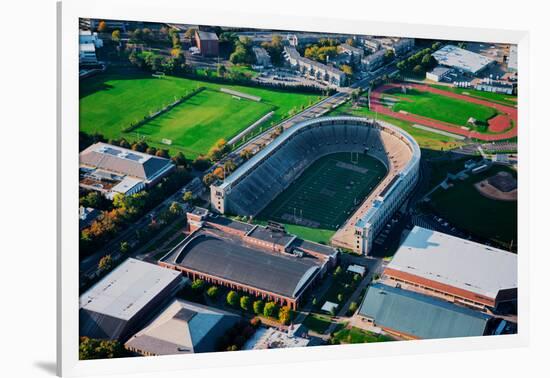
385, 88, 498, 126
303, 314, 333, 334
333, 327, 393, 344
431, 84, 517, 106
258, 152, 387, 231
136, 89, 273, 157
328, 97, 464, 151
79, 70, 321, 156
428, 165, 517, 248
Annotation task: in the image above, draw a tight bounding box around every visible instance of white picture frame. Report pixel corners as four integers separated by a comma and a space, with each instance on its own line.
58, 0, 530, 376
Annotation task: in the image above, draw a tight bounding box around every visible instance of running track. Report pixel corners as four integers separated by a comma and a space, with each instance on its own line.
370, 83, 517, 141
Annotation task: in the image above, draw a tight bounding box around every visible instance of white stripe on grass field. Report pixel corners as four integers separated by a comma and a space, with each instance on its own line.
412, 124, 466, 140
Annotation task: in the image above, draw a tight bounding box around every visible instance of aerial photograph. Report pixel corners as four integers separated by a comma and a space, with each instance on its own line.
77, 18, 518, 360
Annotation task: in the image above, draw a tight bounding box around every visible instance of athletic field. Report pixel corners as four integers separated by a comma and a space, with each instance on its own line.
136, 89, 274, 157
385, 88, 498, 126
79, 70, 321, 157
259, 152, 387, 233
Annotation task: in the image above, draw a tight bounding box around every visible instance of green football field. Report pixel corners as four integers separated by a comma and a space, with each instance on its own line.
135, 89, 274, 157
385, 88, 498, 126
79, 70, 321, 157
259, 152, 387, 231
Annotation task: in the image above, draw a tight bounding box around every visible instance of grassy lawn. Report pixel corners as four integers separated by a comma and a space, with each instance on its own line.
80, 70, 321, 156
333, 327, 393, 344
136, 89, 273, 157
431, 84, 517, 106
428, 165, 517, 248
385, 88, 498, 126
317, 271, 358, 309
329, 98, 463, 151
303, 313, 332, 334
258, 152, 387, 231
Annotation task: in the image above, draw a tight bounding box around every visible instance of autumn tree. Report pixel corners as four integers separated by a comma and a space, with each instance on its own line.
111, 29, 121, 42
278, 306, 293, 325
98, 254, 113, 272
97, 21, 107, 33
79, 337, 126, 360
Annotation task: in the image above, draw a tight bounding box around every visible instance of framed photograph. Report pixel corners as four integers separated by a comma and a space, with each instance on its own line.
58, 0, 529, 376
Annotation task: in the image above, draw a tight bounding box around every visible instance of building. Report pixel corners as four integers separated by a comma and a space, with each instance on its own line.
358, 283, 492, 340
79, 206, 100, 230
79, 30, 103, 48
252, 46, 272, 68
432, 45, 495, 76
242, 327, 310, 350
159, 209, 339, 310
79, 43, 98, 65
89, 19, 141, 32
79, 142, 175, 199
124, 299, 240, 356
383, 226, 517, 310
508, 45, 518, 72
426, 66, 453, 82
283, 46, 346, 87
340, 43, 364, 62
391, 38, 415, 56
286, 33, 348, 47
194, 30, 219, 57
210, 116, 420, 255
361, 49, 386, 72
475, 78, 514, 95
363, 37, 382, 53
79, 258, 186, 341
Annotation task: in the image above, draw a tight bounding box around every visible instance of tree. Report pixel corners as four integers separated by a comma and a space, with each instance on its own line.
97, 21, 107, 33
253, 300, 264, 315
206, 285, 219, 298
227, 290, 239, 307
384, 49, 395, 62
217, 64, 227, 77
311, 297, 318, 306
111, 29, 121, 43
353, 274, 361, 282
348, 301, 359, 314
413, 64, 423, 75
239, 149, 252, 161
192, 156, 211, 171
240, 295, 251, 311
171, 152, 187, 167
182, 191, 194, 203
183, 27, 196, 39
119, 241, 130, 254
191, 279, 205, 292
155, 149, 170, 158
98, 255, 113, 272
223, 159, 236, 174
278, 306, 293, 325
79, 337, 126, 360
337, 293, 344, 302
263, 301, 278, 318
341, 64, 353, 76
169, 201, 181, 216
333, 266, 343, 278
202, 173, 216, 186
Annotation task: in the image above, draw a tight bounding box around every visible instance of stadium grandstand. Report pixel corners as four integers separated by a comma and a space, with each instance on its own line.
210, 116, 420, 255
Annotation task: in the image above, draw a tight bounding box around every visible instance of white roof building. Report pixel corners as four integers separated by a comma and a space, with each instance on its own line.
384, 227, 517, 309
432, 45, 495, 75
243, 327, 310, 350
79, 259, 186, 340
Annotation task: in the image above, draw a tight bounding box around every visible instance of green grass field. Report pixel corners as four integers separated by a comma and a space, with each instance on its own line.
79, 70, 321, 157
384, 88, 498, 126
328, 98, 463, 151
303, 314, 333, 334
428, 165, 517, 248
431, 84, 517, 106
259, 152, 387, 233
332, 327, 393, 344
136, 89, 273, 156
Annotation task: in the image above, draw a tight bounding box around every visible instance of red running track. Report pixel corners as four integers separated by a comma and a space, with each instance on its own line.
370, 83, 517, 141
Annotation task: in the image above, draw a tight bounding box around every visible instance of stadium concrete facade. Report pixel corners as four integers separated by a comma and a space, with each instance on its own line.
210, 116, 420, 255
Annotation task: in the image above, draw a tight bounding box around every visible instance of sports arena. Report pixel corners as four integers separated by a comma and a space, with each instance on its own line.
210, 116, 421, 255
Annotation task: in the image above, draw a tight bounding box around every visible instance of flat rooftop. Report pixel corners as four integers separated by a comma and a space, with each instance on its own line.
80, 258, 182, 321
359, 283, 491, 339
433, 45, 495, 74
196, 30, 218, 41
386, 227, 517, 299
163, 228, 321, 298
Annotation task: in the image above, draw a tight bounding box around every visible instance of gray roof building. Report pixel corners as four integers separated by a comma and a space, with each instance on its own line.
79, 258, 186, 341
358, 283, 492, 339
125, 299, 240, 355
433, 45, 495, 75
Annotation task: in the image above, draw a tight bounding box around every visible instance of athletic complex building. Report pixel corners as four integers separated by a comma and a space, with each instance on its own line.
210, 116, 421, 255
159, 208, 339, 310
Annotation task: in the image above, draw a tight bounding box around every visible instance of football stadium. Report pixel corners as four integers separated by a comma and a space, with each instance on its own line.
210, 116, 421, 255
